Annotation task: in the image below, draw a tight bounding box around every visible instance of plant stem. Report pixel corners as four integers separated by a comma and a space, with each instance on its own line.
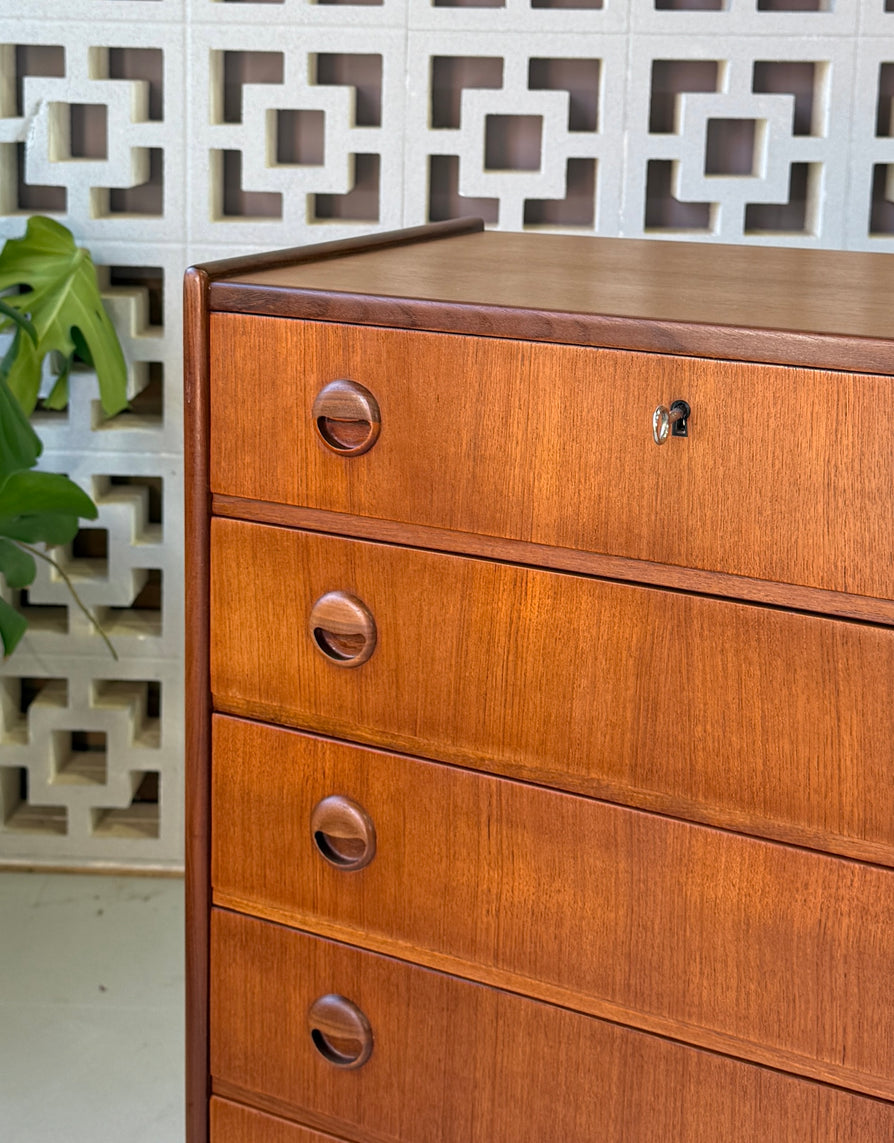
17, 542, 119, 660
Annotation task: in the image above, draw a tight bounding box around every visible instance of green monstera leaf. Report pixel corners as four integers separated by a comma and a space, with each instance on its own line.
0, 368, 102, 657
0, 216, 127, 416
0, 218, 124, 658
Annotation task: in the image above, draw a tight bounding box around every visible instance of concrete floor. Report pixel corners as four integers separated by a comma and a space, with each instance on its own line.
0, 870, 184, 1142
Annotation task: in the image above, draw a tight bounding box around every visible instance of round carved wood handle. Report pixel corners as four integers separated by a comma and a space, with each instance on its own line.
311, 795, 376, 871
312, 379, 381, 456
307, 994, 373, 1069
308, 591, 377, 667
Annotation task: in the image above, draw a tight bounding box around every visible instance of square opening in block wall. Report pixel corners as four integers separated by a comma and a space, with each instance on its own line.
106, 265, 164, 331
14, 142, 67, 214
314, 154, 380, 222
870, 164, 894, 235
485, 115, 543, 171
103, 569, 163, 638
645, 159, 712, 230
876, 64, 894, 138
431, 57, 504, 130
753, 61, 820, 138
14, 44, 64, 117
433, 0, 505, 8
428, 155, 499, 224
745, 162, 813, 235
107, 47, 164, 120
104, 363, 164, 430
524, 158, 596, 228
277, 110, 325, 166
52, 730, 107, 786
92, 679, 162, 747
528, 59, 600, 133
315, 55, 382, 128
70, 528, 109, 574
531, 0, 603, 8
92, 797, 160, 840
757, 0, 826, 9
15, 589, 69, 635
705, 119, 758, 176
1, 768, 67, 835
221, 51, 284, 124
68, 103, 108, 160
1, 678, 68, 744
655, 0, 725, 9
105, 475, 164, 527
106, 149, 164, 217
650, 60, 719, 134
220, 150, 283, 220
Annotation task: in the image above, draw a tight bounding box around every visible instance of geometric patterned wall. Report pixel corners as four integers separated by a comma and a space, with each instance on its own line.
0, 0, 891, 869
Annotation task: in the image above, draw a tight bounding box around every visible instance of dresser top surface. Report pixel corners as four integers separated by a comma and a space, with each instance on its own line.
213, 229, 894, 343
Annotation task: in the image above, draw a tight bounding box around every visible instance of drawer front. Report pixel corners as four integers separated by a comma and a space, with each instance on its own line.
211, 911, 894, 1142
211, 1097, 345, 1143
209, 314, 894, 598
209, 520, 894, 863
211, 1099, 345, 1143
212, 716, 894, 1091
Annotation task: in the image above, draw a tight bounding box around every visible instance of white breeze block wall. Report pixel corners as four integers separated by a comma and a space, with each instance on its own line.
0, 0, 890, 870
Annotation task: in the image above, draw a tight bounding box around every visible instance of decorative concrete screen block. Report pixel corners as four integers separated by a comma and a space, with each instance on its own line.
0, 22, 185, 244
0, 0, 887, 869
849, 36, 894, 250
405, 33, 626, 231
623, 37, 856, 245
187, 24, 407, 247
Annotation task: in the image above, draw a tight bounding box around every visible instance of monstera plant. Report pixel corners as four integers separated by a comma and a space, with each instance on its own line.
0, 216, 128, 657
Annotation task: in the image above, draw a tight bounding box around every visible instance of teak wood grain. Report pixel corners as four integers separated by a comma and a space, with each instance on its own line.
211, 1098, 350, 1143
208, 230, 894, 375
190, 225, 894, 1141
209, 315, 894, 600
209, 521, 894, 865
211, 716, 894, 1094
210, 911, 894, 1142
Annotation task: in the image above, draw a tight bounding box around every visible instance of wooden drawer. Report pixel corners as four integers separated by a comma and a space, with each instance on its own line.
210, 910, 894, 1142
209, 315, 894, 599
212, 716, 894, 1095
211, 1099, 346, 1143
209, 520, 894, 864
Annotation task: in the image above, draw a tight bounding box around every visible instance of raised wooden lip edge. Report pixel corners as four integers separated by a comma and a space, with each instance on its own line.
207, 285, 894, 376
210, 902, 894, 1107
191, 216, 485, 282
210, 497, 894, 629
192, 216, 894, 375
184, 265, 212, 1143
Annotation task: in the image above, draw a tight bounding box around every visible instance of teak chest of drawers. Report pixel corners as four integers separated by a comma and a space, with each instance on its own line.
185, 219, 894, 1143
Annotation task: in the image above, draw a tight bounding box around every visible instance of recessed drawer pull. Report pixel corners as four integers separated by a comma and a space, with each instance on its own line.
312, 379, 381, 456
307, 994, 374, 1069
311, 795, 376, 871
308, 591, 377, 667
652, 400, 691, 445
